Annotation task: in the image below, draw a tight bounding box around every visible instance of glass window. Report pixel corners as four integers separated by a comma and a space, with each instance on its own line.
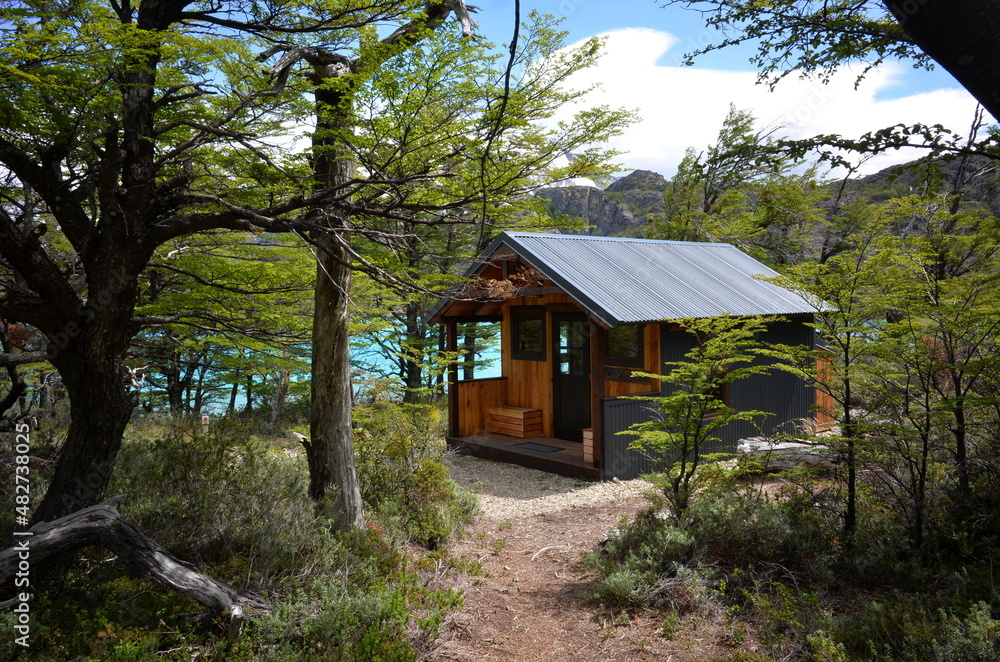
607, 324, 643, 367
557, 319, 588, 375
512, 307, 545, 361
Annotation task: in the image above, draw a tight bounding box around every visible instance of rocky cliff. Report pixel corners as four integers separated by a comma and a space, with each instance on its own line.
537, 169, 667, 236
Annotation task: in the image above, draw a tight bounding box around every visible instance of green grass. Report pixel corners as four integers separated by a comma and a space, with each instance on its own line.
5, 408, 475, 661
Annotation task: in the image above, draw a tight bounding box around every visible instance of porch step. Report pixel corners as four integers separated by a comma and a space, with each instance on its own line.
448, 434, 601, 480
486, 406, 542, 438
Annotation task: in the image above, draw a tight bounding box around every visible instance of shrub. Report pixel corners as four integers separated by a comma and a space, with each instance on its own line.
807, 631, 850, 662
833, 597, 1000, 661
353, 399, 477, 547
9, 405, 471, 660
0, 574, 209, 661
590, 465, 842, 656
109, 416, 318, 586
3, 508, 458, 661
228, 525, 464, 662
589, 505, 717, 613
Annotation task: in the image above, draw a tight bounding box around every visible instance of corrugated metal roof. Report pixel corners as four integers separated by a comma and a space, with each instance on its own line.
495, 232, 816, 326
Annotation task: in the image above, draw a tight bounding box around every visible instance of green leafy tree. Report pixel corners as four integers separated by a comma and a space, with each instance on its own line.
653, 106, 829, 266
0, 0, 630, 527
132, 231, 313, 414
891, 196, 1000, 513
771, 207, 904, 539
663, 1, 1000, 122
626, 315, 772, 518
258, 10, 631, 526
655, 105, 779, 231
755, 169, 1000, 551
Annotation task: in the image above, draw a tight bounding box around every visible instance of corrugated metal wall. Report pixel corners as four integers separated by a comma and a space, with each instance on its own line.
602, 397, 664, 480
602, 396, 739, 480
602, 316, 816, 480
733, 318, 816, 438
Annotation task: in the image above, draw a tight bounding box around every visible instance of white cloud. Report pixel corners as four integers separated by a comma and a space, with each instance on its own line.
557, 27, 987, 179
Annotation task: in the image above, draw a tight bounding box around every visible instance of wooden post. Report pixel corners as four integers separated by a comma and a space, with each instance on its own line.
446, 320, 459, 437
589, 318, 607, 469
462, 324, 476, 381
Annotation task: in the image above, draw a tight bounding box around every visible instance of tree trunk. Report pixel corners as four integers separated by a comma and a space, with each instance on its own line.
32, 328, 138, 523
164, 349, 186, 414
950, 392, 971, 508
308, 229, 363, 530
0, 323, 27, 418
842, 376, 857, 541
38, 372, 51, 410
938, 331, 973, 510
228, 380, 239, 415
401, 301, 425, 403
192, 360, 209, 415
270, 369, 289, 424
2, 497, 267, 639
305, 82, 363, 531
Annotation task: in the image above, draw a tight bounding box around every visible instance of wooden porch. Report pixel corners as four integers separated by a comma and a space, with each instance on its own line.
447, 433, 602, 480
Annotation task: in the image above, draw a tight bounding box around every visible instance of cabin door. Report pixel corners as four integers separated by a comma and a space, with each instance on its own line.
552, 313, 591, 441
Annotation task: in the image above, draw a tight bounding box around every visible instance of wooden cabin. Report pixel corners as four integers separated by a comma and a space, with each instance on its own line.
429, 232, 826, 480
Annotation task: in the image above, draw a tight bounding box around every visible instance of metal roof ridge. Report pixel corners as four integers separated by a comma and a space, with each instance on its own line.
503, 231, 732, 247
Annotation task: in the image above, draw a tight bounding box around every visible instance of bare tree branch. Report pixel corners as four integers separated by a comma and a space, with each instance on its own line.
0, 352, 47, 368
0, 497, 268, 639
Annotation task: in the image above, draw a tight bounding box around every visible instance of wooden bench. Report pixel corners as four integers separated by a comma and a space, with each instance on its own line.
486, 406, 542, 438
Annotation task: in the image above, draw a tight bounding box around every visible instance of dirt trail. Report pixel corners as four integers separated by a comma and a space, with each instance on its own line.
428, 457, 734, 661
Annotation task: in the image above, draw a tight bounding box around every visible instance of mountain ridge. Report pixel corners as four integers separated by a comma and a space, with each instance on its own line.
538, 156, 1000, 237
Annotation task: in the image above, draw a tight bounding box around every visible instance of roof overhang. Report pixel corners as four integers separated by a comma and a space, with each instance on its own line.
428, 232, 819, 326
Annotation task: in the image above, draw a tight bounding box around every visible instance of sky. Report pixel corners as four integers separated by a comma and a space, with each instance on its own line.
470, 0, 991, 180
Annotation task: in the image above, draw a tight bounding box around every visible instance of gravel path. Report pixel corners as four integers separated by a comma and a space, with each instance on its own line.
445, 452, 653, 520
429, 454, 734, 661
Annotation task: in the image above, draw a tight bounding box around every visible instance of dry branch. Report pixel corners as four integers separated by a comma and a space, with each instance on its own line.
0, 496, 268, 639
0, 352, 47, 368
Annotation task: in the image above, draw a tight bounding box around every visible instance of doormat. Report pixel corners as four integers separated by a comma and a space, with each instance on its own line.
514, 442, 563, 453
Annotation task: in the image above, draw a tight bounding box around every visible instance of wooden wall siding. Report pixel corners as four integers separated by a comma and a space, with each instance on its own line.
814, 354, 836, 427
501, 294, 578, 438
456, 377, 508, 436
605, 324, 661, 397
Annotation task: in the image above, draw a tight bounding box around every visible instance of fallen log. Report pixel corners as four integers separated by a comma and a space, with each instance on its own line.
0, 496, 267, 639
737, 437, 840, 473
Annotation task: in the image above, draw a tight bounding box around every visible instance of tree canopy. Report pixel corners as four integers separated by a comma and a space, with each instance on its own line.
664, 1, 1000, 164
665, 1, 1000, 120
0, 0, 631, 522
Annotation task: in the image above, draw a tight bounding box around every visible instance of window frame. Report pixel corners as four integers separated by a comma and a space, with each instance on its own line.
510, 306, 547, 361
701, 366, 732, 419
606, 324, 645, 368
